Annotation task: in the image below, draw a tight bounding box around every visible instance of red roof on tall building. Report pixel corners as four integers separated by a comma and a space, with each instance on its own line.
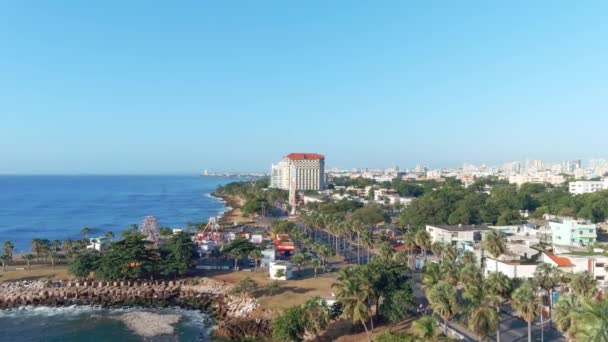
286, 153, 325, 160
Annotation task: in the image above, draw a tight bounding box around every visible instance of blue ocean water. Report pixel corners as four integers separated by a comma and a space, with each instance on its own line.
0, 175, 237, 252
0, 306, 212, 342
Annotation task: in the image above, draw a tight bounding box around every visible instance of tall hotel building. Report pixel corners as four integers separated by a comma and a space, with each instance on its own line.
270, 153, 325, 191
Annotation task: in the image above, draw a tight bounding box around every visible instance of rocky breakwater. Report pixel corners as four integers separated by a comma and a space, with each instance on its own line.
0, 278, 270, 339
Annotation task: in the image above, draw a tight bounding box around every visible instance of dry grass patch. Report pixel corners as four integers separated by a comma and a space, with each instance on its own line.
0, 265, 73, 282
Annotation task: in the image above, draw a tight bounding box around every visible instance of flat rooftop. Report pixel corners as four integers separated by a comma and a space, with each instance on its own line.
428, 224, 491, 232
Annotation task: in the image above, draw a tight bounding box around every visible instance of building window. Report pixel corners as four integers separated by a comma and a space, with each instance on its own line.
596, 276, 605, 281
596, 263, 605, 267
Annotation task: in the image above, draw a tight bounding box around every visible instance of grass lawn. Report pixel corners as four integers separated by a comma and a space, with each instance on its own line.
0, 264, 73, 282
207, 267, 337, 311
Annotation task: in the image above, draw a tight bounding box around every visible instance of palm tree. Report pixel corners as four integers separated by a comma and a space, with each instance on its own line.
23, 254, 34, 270
422, 263, 444, 294
292, 253, 309, 277
310, 257, 322, 278
572, 297, 608, 341
228, 249, 243, 270
51, 240, 61, 253
533, 263, 559, 327
332, 268, 373, 341
403, 230, 417, 269
49, 251, 58, 269
31, 238, 43, 261
485, 272, 512, 342
553, 294, 580, 341
428, 281, 460, 335
317, 244, 331, 266
442, 244, 458, 265
441, 262, 460, 286
410, 315, 441, 341
249, 249, 263, 271
431, 241, 445, 263
459, 264, 482, 291
0, 255, 9, 271
482, 230, 506, 274
511, 280, 541, 342
81, 227, 91, 239
302, 296, 331, 337
569, 271, 597, 300
415, 229, 431, 262
469, 303, 499, 342
361, 230, 374, 264
62, 239, 74, 259
464, 284, 499, 342
352, 220, 363, 265
3, 241, 14, 259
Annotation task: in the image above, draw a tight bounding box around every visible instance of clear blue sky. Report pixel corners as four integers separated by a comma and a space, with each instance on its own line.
1, 1, 607, 174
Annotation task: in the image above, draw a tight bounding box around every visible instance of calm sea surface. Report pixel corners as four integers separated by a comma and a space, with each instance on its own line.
0, 175, 237, 252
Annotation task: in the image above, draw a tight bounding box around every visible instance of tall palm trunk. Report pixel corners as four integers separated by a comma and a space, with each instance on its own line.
357, 232, 361, 265
527, 321, 532, 342
360, 319, 371, 342
496, 307, 501, 342
443, 316, 448, 335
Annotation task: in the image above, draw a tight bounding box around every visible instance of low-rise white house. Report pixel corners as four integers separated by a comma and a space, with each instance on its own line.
426, 224, 490, 245
86, 237, 108, 251
269, 261, 293, 280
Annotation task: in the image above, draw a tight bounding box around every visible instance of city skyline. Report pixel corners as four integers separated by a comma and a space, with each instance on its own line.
2, 2, 608, 174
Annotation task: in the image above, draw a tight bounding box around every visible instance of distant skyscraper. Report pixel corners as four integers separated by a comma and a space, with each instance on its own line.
270, 153, 325, 191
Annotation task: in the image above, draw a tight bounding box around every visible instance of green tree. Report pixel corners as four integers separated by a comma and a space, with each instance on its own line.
410, 315, 442, 341
81, 227, 91, 239
427, 281, 460, 335
264, 280, 280, 295
553, 294, 581, 340
511, 280, 541, 342
22, 254, 34, 271
3, 241, 14, 260
0, 254, 9, 271
229, 277, 258, 296
69, 249, 102, 277
379, 284, 415, 324
161, 231, 196, 277
120, 224, 138, 238
351, 205, 386, 226
291, 253, 309, 277
533, 263, 559, 327
222, 238, 256, 270
333, 268, 373, 341
248, 249, 263, 271
569, 271, 597, 300
96, 233, 159, 279
374, 331, 415, 342
573, 297, 608, 341
272, 306, 305, 341
302, 296, 331, 337
309, 257, 322, 278
422, 263, 443, 294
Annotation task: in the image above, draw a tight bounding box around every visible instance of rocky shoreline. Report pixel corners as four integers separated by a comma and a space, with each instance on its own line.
0, 278, 270, 339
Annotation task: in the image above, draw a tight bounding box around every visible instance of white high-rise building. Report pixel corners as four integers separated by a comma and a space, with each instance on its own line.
569, 179, 608, 195
270, 153, 325, 191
